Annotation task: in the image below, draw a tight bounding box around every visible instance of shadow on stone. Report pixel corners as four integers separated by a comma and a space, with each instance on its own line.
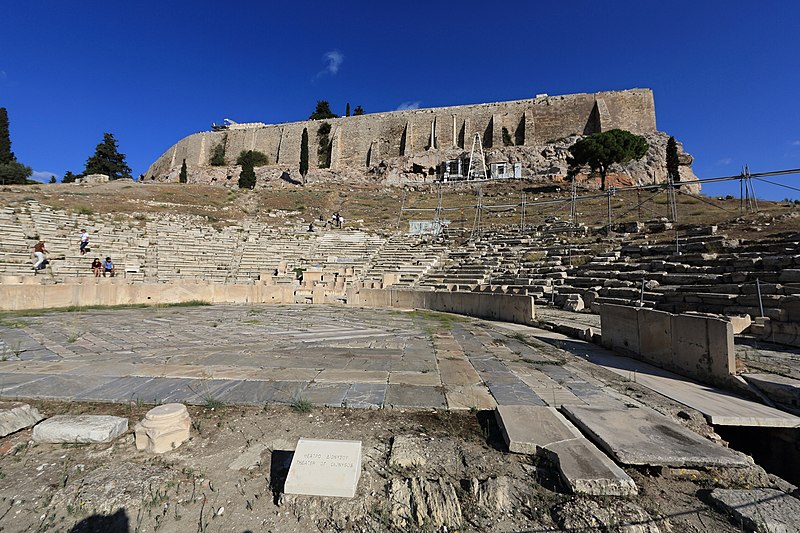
475, 410, 506, 451
269, 449, 294, 504
68, 508, 129, 532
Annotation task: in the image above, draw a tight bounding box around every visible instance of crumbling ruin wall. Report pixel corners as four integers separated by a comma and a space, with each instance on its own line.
144, 88, 657, 181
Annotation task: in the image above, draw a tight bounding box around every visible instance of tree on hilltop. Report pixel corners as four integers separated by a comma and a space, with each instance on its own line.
567, 129, 649, 190
62, 171, 77, 183
0, 108, 14, 164
0, 107, 32, 185
345, 103, 351, 117
309, 101, 338, 120
666, 136, 680, 184
353, 105, 364, 116
83, 133, 132, 180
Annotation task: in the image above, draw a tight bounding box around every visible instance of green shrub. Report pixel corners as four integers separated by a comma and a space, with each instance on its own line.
236, 150, 269, 167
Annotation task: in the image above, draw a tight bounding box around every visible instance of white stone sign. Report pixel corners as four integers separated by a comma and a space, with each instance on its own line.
284, 438, 362, 498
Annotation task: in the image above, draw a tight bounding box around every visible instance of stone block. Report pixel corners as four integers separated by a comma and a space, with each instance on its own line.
540, 437, 637, 497
33, 415, 128, 444
284, 438, 362, 498
495, 405, 582, 454
708, 488, 800, 533
134, 403, 191, 454
637, 308, 672, 367
725, 314, 752, 334
0, 402, 44, 437
562, 405, 750, 467
599, 304, 640, 355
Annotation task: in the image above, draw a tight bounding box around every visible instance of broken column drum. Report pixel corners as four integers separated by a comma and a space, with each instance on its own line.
135, 403, 191, 453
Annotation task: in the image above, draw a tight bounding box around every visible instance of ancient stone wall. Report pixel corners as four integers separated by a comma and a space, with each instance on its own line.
144, 88, 657, 181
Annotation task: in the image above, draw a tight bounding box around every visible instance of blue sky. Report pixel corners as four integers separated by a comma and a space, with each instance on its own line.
1, 1, 798, 199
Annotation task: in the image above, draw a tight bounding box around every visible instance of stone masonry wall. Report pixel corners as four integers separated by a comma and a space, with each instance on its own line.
144, 88, 657, 181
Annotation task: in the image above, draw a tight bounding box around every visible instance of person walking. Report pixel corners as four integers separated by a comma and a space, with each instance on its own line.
79, 228, 90, 255
33, 240, 48, 272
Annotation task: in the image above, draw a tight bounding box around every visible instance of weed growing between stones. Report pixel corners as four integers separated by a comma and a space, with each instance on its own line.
291, 397, 313, 413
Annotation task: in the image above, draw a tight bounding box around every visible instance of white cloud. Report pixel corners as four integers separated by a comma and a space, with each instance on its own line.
791, 140, 800, 146
716, 158, 732, 166
31, 171, 58, 183
318, 51, 343, 76
396, 101, 421, 111
0, 70, 7, 80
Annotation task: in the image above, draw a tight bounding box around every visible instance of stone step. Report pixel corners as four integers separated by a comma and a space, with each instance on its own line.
494, 406, 637, 496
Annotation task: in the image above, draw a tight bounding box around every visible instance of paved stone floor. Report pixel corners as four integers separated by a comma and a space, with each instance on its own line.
0, 304, 615, 410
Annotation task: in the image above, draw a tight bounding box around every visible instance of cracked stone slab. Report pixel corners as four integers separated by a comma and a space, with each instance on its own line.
495, 406, 636, 496
444, 385, 496, 410
562, 405, 751, 467
221, 380, 308, 405
708, 488, 800, 533
299, 382, 350, 407
344, 383, 386, 409
385, 384, 446, 409
486, 377, 546, 406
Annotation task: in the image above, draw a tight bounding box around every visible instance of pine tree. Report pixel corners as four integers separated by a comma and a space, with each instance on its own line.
210, 136, 226, 166
346, 103, 351, 117
300, 127, 309, 178
62, 171, 77, 184
179, 159, 188, 183
83, 133, 132, 180
666, 136, 680, 183
0, 107, 14, 164
309, 101, 338, 120
353, 105, 364, 116
238, 159, 256, 189
567, 129, 649, 190
49, 176, 56, 184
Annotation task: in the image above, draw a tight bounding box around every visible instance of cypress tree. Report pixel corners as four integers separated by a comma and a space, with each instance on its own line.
238, 159, 256, 189
0, 107, 13, 164
0, 107, 32, 185
300, 127, 309, 177
179, 159, 188, 183
666, 136, 680, 183
346, 103, 351, 117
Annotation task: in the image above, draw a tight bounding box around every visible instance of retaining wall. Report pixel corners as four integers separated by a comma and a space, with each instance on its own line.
0, 283, 296, 310
348, 288, 536, 325
600, 303, 735, 383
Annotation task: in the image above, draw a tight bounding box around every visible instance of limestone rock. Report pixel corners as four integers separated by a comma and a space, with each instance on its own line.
388, 436, 427, 469
134, 403, 190, 454
466, 476, 514, 513
563, 294, 585, 312
32, 415, 128, 444
554, 498, 668, 532
0, 402, 44, 437
389, 477, 462, 530
708, 488, 800, 533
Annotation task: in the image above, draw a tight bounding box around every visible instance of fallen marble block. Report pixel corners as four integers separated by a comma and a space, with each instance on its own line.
0, 402, 44, 437
33, 415, 128, 444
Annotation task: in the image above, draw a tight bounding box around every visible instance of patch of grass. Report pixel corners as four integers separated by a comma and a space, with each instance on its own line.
410, 309, 470, 330
163, 300, 211, 308
203, 397, 224, 409
75, 206, 94, 216
242, 319, 261, 325
291, 396, 313, 413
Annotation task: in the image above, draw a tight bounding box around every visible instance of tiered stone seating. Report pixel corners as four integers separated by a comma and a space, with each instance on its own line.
361, 236, 448, 287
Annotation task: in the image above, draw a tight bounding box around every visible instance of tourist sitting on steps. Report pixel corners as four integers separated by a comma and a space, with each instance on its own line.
91, 257, 102, 277
102, 256, 115, 277
32, 240, 48, 272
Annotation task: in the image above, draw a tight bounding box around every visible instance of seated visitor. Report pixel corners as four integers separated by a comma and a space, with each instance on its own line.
102, 257, 115, 277
91, 257, 102, 277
